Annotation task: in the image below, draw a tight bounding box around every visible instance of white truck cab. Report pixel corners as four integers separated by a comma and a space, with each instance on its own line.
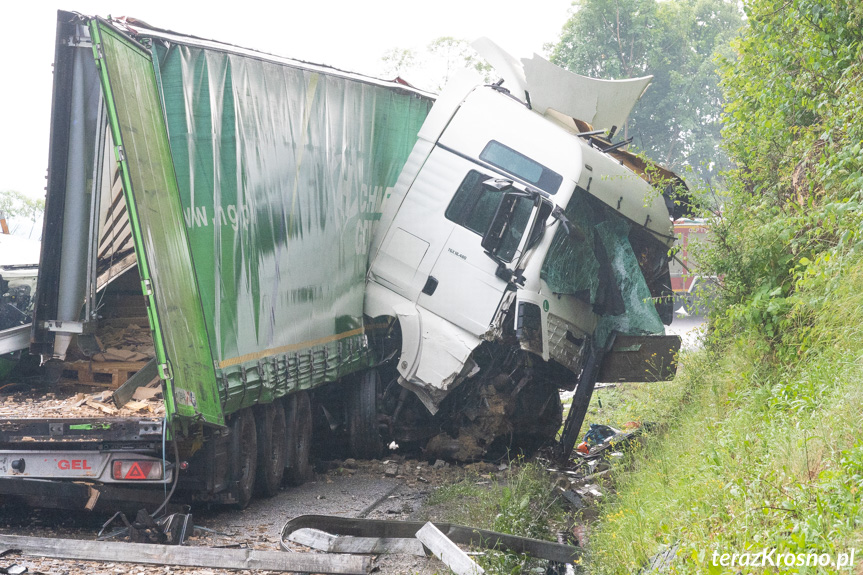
365, 46, 686, 459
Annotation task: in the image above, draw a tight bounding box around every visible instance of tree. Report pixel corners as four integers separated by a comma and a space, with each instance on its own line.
380, 47, 417, 79
549, 0, 742, 186
694, 0, 863, 354
0, 190, 44, 228
426, 36, 493, 90
379, 37, 492, 92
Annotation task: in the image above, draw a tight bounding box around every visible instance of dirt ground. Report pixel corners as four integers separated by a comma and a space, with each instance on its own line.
0, 456, 506, 575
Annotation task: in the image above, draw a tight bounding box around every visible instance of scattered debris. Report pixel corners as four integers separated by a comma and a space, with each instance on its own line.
0, 534, 371, 574
99, 510, 194, 545
94, 324, 155, 359
576, 423, 619, 455
574, 469, 611, 485
92, 348, 150, 363
558, 488, 586, 510
111, 357, 159, 408
0, 381, 164, 419
416, 522, 484, 575
281, 515, 579, 564
642, 543, 680, 573
575, 423, 649, 459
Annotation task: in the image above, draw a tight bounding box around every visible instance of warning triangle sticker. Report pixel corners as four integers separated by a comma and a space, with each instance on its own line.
125, 462, 147, 480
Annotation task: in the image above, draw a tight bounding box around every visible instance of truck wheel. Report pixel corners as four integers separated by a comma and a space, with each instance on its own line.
285, 391, 312, 485
255, 402, 287, 497
348, 369, 382, 459
231, 409, 258, 509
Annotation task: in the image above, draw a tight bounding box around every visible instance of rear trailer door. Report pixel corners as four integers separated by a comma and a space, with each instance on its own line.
88, 19, 223, 426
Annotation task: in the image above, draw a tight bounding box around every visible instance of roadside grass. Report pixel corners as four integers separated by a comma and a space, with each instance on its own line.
423, 460, 567, 573
559, 350, 706, 441
581, 259, 863, 574
424, 260, 863, 574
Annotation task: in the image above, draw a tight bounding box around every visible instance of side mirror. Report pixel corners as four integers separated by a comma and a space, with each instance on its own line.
482, 191, 521, 258
481, 178, 542, 264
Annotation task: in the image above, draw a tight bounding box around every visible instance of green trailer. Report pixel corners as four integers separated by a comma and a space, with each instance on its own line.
5, 11, 431, 509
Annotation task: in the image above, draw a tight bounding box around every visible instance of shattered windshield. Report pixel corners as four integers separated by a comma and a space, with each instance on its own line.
540, 188, 664, 347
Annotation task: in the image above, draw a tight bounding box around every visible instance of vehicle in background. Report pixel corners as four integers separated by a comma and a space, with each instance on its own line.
0, 231, 40, 380
670, 218, 712, 314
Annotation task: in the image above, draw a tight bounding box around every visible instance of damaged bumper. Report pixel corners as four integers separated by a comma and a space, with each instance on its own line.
392, 302, 481, 414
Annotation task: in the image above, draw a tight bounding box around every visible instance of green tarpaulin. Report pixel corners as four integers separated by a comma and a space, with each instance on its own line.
151, 40, 432, 411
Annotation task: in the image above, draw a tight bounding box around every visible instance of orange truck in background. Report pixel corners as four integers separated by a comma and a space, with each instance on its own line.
670, 218, 711, 313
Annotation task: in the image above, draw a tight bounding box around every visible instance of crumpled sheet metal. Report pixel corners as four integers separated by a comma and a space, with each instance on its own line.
522, 54, 651, 131
150, 40, 432, 406
393, 303, 481, 414
471, 37, 651, 132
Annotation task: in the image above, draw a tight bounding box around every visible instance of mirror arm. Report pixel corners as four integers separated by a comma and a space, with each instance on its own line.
551, 206, 586, 242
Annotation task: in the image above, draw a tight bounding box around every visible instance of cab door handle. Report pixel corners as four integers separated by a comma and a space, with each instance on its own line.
422, 276, 438, 296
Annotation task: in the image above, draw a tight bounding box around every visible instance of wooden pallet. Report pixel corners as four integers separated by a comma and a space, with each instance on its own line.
62, 361, 149, 388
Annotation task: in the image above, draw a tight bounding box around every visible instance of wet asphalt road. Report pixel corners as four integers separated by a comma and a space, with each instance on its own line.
666, 311, 706, 350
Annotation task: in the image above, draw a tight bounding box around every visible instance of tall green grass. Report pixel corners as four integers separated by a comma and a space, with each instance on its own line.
583, 259, 863, 574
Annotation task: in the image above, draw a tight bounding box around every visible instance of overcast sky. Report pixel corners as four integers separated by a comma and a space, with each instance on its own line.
0, 1, 574, 201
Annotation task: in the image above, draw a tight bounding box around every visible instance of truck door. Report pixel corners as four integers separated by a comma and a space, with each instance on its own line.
417, 168, 534, 336
89, 19, 224, 426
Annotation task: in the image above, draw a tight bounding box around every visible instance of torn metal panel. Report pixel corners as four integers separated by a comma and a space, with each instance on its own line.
521, 55, 651, 131
0, 534, 370, 574
545, 313, 589, 373
597, 335, 681, 382
281, 515, 580, 564
111, 358, 158, 408
471, 38, 651, 131
393, 303, 481, 414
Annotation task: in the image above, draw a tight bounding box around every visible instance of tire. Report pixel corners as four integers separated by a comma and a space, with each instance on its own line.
230, 408, 257, 509
347, 369, 382, 459
255, 402, 287, 497
512, 381, 563, 453
285, 391, 312, 485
